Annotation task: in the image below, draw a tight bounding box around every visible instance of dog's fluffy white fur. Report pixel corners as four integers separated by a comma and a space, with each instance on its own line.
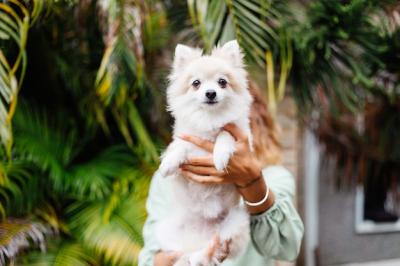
156, 40, 253, 266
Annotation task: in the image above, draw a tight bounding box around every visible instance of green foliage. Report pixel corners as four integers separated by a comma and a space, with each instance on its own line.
288, 1, 400, 191
0, 161, 44, 217
0, 219, 53, 265
0, 102, 150, 264
67, 193, 146, 265
95, 0, 165, 162
187, 0, 292, 112
18, 241, 99, 266
188, 0, 399, 116
289, 0, 400, 114
290, 0, 373, 113
0, 0, 31, 157
13, 105, 77, 187
0, 1, 163, 264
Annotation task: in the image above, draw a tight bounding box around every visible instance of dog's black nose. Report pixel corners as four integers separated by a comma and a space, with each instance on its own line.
205, 90, 216, 100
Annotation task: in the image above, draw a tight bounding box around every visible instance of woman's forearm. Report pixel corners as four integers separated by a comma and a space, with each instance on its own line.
237, 176, 275, 215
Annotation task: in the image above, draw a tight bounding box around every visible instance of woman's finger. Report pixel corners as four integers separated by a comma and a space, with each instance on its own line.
185, 156, 214, 166
216, 239, 231, 263
223, 123, 248, 142
181, 165, 224, 176
154, 251, 182, 266
206, 234, 221, 260
181, 170, 224, 184
167, 251, 183, 265
179, 135, 214, 153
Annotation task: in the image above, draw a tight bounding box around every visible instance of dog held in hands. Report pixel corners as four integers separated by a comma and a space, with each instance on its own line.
156, 40, 253, 266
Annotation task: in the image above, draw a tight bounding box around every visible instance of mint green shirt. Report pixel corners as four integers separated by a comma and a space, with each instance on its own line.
138, 165, 304, 266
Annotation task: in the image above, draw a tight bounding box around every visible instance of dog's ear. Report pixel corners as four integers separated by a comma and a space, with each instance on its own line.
213, 40, 244, 67
173, 44, 202, 71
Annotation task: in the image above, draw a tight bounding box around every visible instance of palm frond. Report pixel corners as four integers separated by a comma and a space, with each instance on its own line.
0, 219, 53, 265
67, 193, 147, 266
17, 241, 98, 266
188, 0, 278, 54
95, 0, 159, 163
0, 161, 44, 218
187, 0, 291, 113
0, 0, 52, 157
12, 105, 77, 192
64, 145, 136, 201
289, 0, 391, 114
12, 104, 145, 201
0, 0, 31, 157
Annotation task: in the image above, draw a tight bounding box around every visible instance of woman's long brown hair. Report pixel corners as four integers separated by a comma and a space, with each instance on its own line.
248, 81, 282, 166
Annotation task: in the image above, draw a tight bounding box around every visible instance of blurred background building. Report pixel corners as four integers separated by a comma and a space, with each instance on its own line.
276, 98, 400, 266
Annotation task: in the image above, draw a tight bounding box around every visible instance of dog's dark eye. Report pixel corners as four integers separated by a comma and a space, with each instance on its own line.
218, 78, 227, 88
192, 80, 201, 88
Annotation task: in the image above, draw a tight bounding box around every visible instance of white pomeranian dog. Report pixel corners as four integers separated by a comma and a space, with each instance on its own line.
156, 40, 253, 266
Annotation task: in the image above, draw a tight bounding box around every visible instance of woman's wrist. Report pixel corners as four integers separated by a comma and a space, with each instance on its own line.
236, 175, 275, 215
235, 173, 262, 189
235, 158, 263, 187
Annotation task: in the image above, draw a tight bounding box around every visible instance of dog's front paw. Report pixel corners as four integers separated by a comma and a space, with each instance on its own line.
213, 131, 236, 171
213, 145, 235, 172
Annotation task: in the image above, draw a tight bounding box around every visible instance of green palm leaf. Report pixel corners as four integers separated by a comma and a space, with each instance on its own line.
67, 194, 147, 266
17, 241, 98, 266
12, 105, 76, 192
64, 146, 136, 201
0, 161, 44, 218
0, 219, 52, 265
12, 104, 142, 201
0, 0, 50, 157
95, 0, 159, 163
289, 0, 391, 113
188, 0, 281, 60
187, 0, 292, 113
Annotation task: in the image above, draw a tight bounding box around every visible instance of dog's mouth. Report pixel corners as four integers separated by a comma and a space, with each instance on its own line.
204, 100, 218, 105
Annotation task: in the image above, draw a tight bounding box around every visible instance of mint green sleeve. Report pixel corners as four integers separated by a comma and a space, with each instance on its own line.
249, 165, 304, 261
138, 173, 168, 266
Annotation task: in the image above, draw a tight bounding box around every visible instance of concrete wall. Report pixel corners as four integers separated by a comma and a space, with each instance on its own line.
276, 98, 302, 266
318, 168, 400, 265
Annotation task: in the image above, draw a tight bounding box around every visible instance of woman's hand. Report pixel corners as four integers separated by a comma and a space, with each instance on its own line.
206, 235, 231, 263
180, 123, 275, 215
180, 123, 262, 187
154, 251, 182, 266
153, 237, 230, 266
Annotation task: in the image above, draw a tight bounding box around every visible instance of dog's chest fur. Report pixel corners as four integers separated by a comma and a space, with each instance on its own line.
172, 175, 240, 220
171, 126, 241, 219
